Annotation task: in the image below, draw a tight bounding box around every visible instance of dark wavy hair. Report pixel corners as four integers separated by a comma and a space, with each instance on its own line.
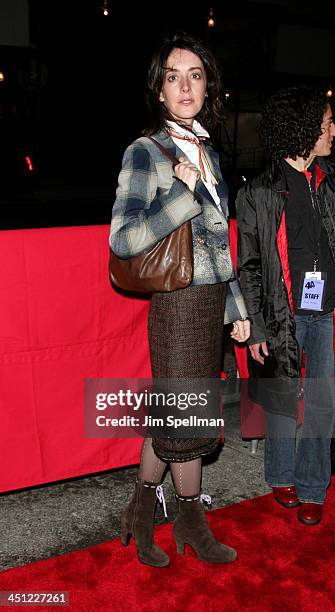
259, 86, 328, 163
144, 32, 223, 136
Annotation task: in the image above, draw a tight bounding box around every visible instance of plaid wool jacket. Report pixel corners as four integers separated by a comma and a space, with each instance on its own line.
110, 129, 247, 324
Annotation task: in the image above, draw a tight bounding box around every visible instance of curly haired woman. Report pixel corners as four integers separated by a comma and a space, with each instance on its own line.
237, 86, 335, 526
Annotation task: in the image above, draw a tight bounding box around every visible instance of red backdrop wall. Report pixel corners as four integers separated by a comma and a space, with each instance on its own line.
0, 225, 151, 493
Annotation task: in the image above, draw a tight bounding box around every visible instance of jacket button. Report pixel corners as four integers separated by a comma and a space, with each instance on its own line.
221, 243, 227, 250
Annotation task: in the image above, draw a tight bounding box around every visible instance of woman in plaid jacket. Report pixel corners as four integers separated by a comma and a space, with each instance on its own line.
110, 33, 249, 567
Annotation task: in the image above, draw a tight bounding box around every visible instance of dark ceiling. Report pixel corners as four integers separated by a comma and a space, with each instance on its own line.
23, 0, 335, 176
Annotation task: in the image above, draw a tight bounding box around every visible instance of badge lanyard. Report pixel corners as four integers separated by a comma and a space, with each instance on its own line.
300, 181, 325, 311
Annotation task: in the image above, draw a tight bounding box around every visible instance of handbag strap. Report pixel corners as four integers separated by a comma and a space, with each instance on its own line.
147, 136, 179, 166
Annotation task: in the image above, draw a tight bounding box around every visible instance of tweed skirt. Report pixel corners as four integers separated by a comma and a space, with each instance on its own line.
148, 282, 227, 462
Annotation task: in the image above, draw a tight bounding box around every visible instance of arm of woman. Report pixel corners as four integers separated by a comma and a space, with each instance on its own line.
236, 183, 267, 353
110, 141, 202, 258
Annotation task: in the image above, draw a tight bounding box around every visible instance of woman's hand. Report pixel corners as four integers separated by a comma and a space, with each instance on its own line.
174, 156, 200, 192
230, 320, 250, 343
249, 341, 268, 365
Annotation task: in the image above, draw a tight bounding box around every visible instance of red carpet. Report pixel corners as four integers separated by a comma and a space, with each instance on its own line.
1, 485, 335, 612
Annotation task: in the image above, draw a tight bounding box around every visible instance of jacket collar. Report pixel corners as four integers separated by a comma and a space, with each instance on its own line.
151, 128, 216, 167
149, 128, 184, 159
270, 156, 335, 192
315, 155, 335, 175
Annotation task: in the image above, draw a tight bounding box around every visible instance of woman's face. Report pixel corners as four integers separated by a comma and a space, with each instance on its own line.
159, 48, 207, 126
311, 103, 335, 157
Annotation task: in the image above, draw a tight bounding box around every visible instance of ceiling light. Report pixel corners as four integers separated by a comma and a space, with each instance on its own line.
102, 0, 110, 16
208, 8, 215, 28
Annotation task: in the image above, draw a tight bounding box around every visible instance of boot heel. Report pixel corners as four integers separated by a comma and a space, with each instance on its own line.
175, 538, 185, 555
121, 530, 132, 546
120, 517, 132, 546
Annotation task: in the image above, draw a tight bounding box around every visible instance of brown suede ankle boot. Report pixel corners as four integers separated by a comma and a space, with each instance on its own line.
120, 478, 169, 567
173, 493, 237, 564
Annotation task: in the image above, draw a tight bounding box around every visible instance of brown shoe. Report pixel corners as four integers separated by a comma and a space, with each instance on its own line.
120, 478, 170, 567
272, 486, 300, 508
173, 493, 237, 564
298, 502, 323, 525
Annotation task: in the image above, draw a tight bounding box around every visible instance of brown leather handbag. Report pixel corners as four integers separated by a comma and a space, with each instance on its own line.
109, 137, 193, 293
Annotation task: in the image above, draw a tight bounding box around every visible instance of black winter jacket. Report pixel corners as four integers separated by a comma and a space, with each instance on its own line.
236, 157, 335, 415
